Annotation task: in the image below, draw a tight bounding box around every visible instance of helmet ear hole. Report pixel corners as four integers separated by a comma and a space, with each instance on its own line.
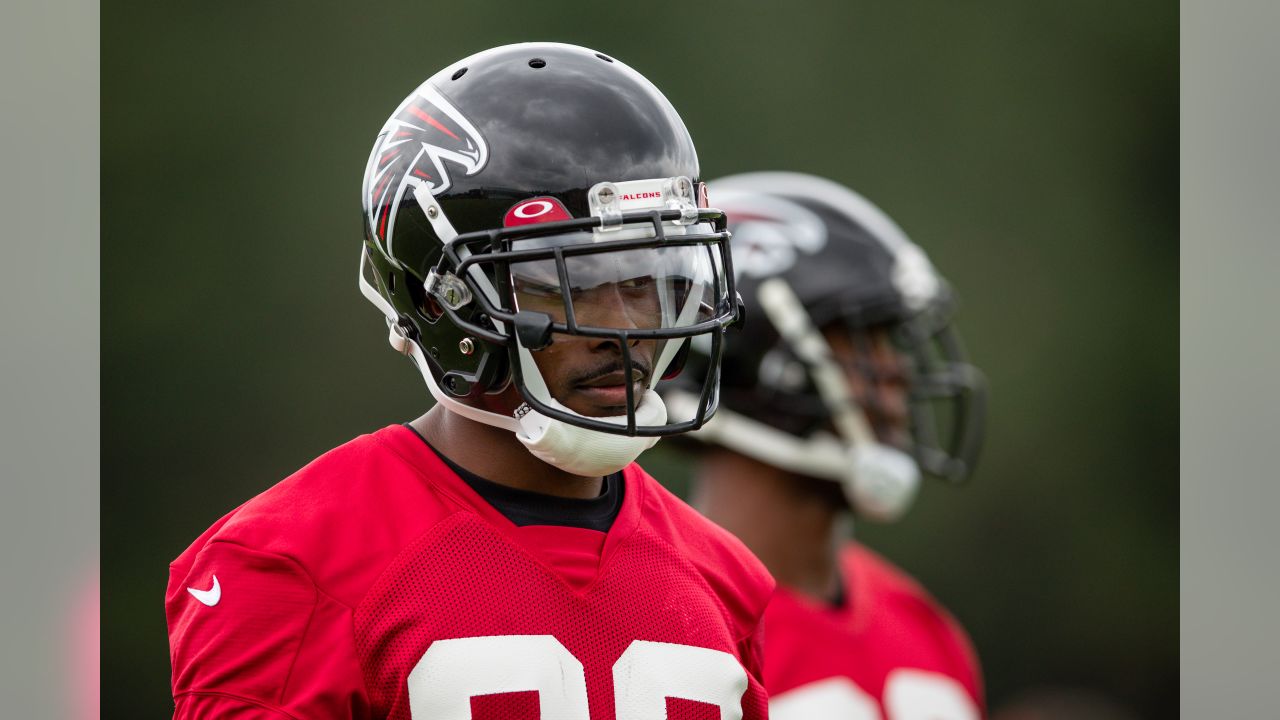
661, 339, 692, 380
418, 295, 443, 322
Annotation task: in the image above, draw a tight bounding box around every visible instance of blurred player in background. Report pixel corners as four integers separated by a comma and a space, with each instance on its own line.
165, 43, 772, 719
662, 171, 988, 718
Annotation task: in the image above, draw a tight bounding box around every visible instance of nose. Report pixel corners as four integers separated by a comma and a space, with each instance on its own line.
575, 285, 645, 350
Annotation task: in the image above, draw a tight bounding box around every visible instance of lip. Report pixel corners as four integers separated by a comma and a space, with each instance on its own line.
579, 370, 644, 388
572, 378, 647, 413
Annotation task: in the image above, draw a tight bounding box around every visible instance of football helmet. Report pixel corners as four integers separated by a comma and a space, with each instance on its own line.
664, 172, 986, 520
359, 43, 740, 476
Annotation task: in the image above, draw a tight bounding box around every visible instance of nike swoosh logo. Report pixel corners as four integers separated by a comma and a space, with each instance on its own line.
187, 575, 221, 607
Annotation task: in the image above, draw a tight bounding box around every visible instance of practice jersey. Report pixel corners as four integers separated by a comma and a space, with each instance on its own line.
765, 543, 984, 720
166, 425, 774, 719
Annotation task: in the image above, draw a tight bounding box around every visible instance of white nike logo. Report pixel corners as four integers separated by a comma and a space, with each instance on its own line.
187, 575, 221, 607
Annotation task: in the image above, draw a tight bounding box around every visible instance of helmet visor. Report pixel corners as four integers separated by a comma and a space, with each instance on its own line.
509, 230, 726, 333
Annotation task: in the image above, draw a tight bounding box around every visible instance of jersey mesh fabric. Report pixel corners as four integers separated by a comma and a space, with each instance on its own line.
168, 426, 772, 720
354, 510, 769, 719
764, 542, 984, 715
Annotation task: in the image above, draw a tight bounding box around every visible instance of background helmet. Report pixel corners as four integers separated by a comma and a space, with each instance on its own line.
665, 171, 986, 520
359, 43, 740, 475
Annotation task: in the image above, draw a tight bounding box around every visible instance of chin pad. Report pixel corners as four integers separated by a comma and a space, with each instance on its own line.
844, 443, 921, 522
516, 389, 667, 476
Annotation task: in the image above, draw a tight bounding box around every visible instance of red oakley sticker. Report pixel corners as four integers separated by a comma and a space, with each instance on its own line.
503, 197, 573, 227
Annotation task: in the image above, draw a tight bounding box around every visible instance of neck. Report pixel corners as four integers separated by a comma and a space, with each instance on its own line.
410, 404, 604, 499
692, 450, 844, 602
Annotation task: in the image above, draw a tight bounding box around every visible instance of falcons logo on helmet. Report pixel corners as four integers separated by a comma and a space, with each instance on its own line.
364, 83, 489, 245
717, 193, 827, 279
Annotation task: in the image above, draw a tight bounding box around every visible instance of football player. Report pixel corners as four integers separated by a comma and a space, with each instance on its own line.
166, 43, 772, 719
662, 171, 988, 719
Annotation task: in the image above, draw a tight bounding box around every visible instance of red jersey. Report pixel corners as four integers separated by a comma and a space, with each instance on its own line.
166, 425, 774, 719
764, 543, 984, 720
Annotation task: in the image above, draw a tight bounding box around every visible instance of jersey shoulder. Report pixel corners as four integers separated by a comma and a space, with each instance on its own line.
845, 543, 970, 620
630, 464, 776, 635
846, 542, 935, 602
170, 425, 461, 607
844, 542, 984, 693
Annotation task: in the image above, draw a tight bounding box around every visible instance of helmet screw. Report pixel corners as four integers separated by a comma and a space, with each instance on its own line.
598, 186, 615, 205
426, 205, 439, 219
458, 338, 475, 355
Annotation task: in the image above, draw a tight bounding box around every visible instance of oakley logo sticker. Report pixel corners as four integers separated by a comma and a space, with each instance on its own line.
504, 197, 573, 227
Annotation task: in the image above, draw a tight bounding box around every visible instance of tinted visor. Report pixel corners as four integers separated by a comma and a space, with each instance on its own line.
509, 227, 726, 333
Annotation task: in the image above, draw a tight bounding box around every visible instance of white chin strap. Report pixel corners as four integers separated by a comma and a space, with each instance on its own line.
679, 277, 921, 522
361, 251, 664, 477
846, 442, 920, 522
394, 316, 664, 477
516, 389, 665, 477
670, 395, 919, 522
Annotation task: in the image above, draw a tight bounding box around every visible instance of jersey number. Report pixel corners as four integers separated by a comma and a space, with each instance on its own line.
407, 635, 748, 719
770, 671, 979, 720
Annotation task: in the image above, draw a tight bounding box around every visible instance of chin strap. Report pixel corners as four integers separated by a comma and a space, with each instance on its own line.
670, 395, 918, 522
516, 389, 666, 477
361, 248, 663, 476
741, 279, 920, 522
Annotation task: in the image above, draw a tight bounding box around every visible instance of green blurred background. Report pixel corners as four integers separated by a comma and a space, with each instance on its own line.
103, 1, 1176, 717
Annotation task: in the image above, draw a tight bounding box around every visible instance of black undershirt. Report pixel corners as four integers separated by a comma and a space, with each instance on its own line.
404, 423, 624, 532
829, 569, 848, 609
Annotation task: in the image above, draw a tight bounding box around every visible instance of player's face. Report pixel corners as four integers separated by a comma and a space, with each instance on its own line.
515, 278, 661, 418
825, 324, 911, 449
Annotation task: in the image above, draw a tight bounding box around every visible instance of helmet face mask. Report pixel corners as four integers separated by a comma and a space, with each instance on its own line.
358, 43, 739, 468
895, 302, 987, 482
429, 205, 735, 437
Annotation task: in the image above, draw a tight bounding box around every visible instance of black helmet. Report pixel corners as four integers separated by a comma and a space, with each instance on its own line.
665, 172, 986, 520
359, 43, 739, 475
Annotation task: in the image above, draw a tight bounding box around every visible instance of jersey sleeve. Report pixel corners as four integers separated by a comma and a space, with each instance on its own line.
172, 693, 299, 719
167, 540, 370, 719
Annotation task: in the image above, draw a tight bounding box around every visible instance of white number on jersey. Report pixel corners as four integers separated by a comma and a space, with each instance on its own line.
771, 670, 978, 720
408, 635, 748, 719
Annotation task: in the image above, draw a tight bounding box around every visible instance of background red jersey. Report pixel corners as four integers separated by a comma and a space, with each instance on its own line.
166, 425, 774, 719
764, 543, 984, 720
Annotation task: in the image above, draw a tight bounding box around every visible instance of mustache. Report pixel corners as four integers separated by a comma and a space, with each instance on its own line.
571, 357, 653, 387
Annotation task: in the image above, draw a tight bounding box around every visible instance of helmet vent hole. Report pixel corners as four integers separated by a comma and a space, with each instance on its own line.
595, 53, 613, 63
528, 58, 546, 69
451, 67, 467, 81
387, 273, 396, 294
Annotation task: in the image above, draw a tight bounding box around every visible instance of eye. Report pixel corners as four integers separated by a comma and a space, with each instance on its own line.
617, 276, 654, 291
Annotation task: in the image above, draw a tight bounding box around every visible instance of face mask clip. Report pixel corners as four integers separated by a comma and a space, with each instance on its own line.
588, 182, 624, 231
513, 311, 554, 350
425, 268, 473, 310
